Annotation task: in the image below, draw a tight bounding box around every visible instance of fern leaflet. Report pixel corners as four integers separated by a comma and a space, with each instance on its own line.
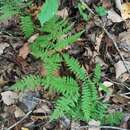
20, 16, 34, 38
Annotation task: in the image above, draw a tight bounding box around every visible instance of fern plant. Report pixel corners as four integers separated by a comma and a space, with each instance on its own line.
11, 16, 123, 125
3, 0, 123, 126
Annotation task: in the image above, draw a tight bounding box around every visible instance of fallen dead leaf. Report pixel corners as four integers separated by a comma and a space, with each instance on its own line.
118, 29, 130, 51
107, 9, 123, 23
1, 91, 18, 105
120, 73, 129, 82
18, 42, 30, 59
112, 94, 129, 105
114, 60, 127, 79
57, 8, 68, 19
88, 120, 100, 130
21, 128, 29, 130
28, 33, 39, 43
115, 0, 122, 11
121, 2, 130, 20
95, 33, 104, 53
103, 81, 113, 87
94, 52, 108, 67
0, 77, 8, 87
15, 106, 25, 118
33, 104, 51, 114
71, 121, 80, 129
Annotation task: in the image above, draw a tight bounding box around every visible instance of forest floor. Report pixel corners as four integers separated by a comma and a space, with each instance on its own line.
1, 0, 130, 130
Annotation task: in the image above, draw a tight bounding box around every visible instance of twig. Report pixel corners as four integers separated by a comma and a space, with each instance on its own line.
6, 110, 32, 130
72, 125, 129, 130
102, 26, 130, 75
82, 1, 130, 76
105, 77, 130, 91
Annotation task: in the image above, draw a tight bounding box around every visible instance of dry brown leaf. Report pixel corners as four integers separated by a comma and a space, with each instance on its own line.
15, 106, 25, 118
107, 9, 123, 22
112, 94, 129, 105
121, 3, 130, 20
0, 77, 7, 87
21, 127, 29, 130
57, 8, 68, 19
88, 120, 100, 130
119, 29, 130, 49
28, 33, 39, 43
18, 42, 30, 59
114, 60, 127, 79
95, 33, 104, 53
120, 73, 129, 82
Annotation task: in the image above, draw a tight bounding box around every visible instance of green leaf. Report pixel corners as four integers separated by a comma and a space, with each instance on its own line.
96, 6, 107, 16
38, 0, 59, 26
78, 3, 89, 21
99, 83, 109, 94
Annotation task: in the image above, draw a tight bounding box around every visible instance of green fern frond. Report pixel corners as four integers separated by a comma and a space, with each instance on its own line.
42, 76, 79, 99
11, 75, 42, 91
55, 31, 83, 51
41, 17, 75, 42
93, 64, 101, 83
103, 112, 124, 125
44, 54, 62, 74
31, 44, 49, 60
91, 101, 107, 120
81, 79, 93, 120
51, 96, 76, 120
0, 0, 30, 21
32, 35, 52, 49
20, 16, 34, 38
63, 54, 86, 81
38, 0, 59, 26
0, 4, 19, 21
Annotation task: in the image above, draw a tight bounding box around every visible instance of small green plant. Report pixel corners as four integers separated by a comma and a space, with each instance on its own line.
78, 2, 90, 21
38, 0, 59, 26
1, 0, 123, 126
96, 6, 107, 16
12, 15, 123, 124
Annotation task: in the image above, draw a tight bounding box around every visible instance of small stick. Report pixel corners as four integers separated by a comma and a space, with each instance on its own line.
6, 110, 32, 130
82, 1, 130, 76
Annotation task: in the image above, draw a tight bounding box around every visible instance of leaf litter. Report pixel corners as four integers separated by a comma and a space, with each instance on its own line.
1, 0, 130, 130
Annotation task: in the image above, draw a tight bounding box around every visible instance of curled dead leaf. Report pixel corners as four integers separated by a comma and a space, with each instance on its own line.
18, 42, 30, 59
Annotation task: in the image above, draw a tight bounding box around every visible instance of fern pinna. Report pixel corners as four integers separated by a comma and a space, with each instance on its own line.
11, 16, 123, 124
